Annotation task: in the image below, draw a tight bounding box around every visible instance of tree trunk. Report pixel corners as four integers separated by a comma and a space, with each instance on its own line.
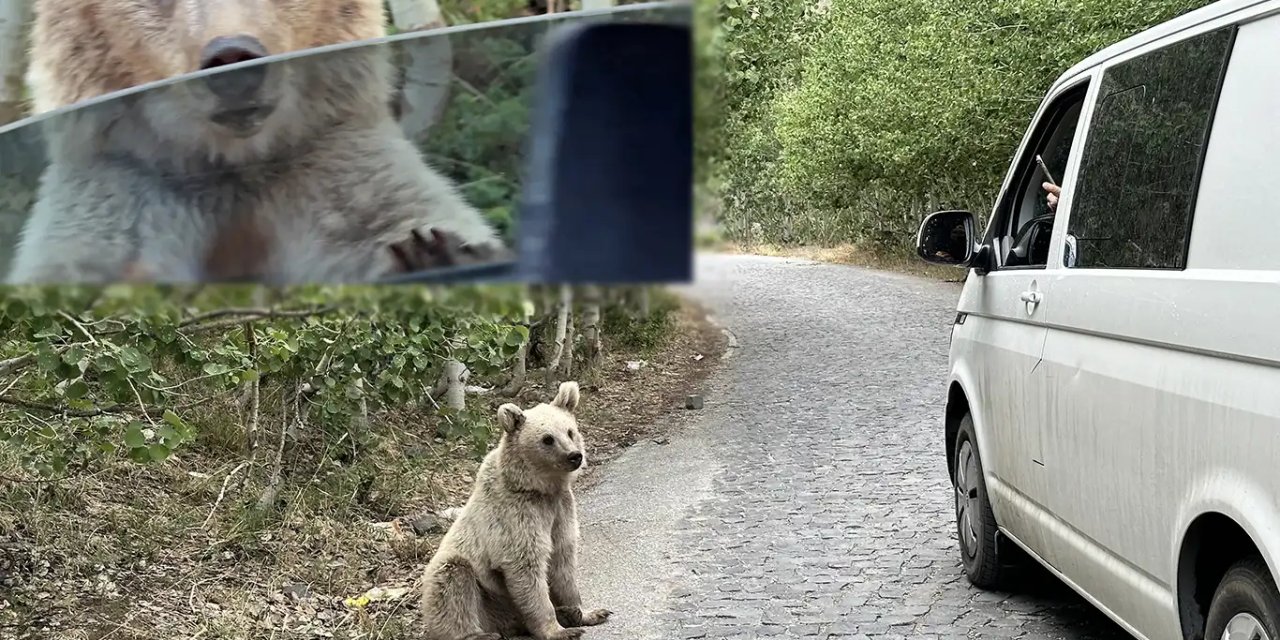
244, 323, 261, 463
559, 300, 575, 378
353, 376, 369, 432
442, 358, 468, 411
581, 285, 603, 373
386, 0, 452, 142
627, 286, 651, 319
0, 0, 32, 125
544, 285, 572, 386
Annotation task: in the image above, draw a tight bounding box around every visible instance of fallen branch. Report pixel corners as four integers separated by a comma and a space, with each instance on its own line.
256, 388, 295, 510
203, 462, 248, 529
178, 306, 338, 334
0, 394, 131, 417
0, 354, 36, 377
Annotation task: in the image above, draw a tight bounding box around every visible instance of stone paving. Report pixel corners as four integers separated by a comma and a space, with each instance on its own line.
577, 254, 1131, 640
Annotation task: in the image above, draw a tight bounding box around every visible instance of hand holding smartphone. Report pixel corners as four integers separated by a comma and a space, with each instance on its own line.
1035, 154, 1057, 187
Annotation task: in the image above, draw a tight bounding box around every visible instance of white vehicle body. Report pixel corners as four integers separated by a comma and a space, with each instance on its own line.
930, 1, 1280, 638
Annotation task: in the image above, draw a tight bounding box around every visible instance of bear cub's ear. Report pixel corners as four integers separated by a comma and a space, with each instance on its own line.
497, 403, 525, 433
551, 381, 580, 414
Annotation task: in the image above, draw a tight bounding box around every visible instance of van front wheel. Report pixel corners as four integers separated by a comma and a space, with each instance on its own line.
954, 413, 1015, 590
1205, 556, 1280, 640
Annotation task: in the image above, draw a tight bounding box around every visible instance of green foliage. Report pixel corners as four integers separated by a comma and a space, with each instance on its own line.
710, 0, 1218, 255
438, 0, 531, 24
419, 29, 542, 242
0, 285, 529, 476
601, 290, 679, 353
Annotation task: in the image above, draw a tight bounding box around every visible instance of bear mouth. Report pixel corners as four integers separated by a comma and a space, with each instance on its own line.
210, 105, 277, 135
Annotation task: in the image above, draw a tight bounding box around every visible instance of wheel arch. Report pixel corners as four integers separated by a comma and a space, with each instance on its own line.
1176, 508, 1279, 640
945, 379, 971, 483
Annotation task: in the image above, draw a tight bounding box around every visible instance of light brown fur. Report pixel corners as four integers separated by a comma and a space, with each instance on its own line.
418, 382, 611, 640
9, 0, 503, 284
26, 0, 386, 114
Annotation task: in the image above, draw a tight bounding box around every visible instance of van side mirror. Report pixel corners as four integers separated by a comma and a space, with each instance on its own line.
916, 210, 977, 267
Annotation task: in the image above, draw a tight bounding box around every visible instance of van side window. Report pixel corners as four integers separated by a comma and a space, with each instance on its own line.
1066, 26, 1235, 269
987, 84, 1088, 271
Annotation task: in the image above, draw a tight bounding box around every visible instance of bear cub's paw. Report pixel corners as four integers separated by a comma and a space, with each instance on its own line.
580, 608, 612, 626
545, 629, 585, 640
555, 606, 611, 627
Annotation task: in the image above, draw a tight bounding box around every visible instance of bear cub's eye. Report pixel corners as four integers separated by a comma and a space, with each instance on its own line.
541, 435, 555, 446
567, 429, 576, 439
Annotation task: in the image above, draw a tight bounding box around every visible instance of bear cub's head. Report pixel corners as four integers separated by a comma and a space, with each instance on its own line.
497, 381, 587, 476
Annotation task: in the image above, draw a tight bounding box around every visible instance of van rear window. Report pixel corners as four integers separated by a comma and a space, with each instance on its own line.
1066, 26, 1235, 270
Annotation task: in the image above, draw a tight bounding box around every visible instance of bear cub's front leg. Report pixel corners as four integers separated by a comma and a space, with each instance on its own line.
504, 566, 585, 640
549, 501, 611, 630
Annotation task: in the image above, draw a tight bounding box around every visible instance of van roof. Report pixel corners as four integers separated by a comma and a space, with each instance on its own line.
1051, 0, 1268, 91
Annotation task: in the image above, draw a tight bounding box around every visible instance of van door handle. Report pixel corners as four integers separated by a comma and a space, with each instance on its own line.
1020, 290, 1042, 304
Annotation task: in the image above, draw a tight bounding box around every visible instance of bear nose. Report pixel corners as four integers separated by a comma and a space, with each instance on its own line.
567, 452, 583, 468
200, 35, 269, 101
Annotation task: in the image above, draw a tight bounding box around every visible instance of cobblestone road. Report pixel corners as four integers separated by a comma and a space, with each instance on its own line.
577, 254, 1131, 640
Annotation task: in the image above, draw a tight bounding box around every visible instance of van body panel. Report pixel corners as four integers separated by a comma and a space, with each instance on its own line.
1186, 12, 1280, 271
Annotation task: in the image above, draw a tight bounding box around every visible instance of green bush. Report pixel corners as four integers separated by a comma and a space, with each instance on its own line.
711, 0, 1216, 256
602, 290, 679, 353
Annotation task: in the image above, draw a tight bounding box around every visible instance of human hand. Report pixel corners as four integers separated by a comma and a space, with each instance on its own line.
1043, 182, 1061, 211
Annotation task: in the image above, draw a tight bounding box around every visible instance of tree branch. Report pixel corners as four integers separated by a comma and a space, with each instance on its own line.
0, 354, 35, 377
0, 394, 132, 417
178, 306, 338, 333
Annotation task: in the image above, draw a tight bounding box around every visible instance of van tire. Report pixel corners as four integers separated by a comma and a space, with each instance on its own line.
1204, 556, 1280, 640
953, 413, 1014, 590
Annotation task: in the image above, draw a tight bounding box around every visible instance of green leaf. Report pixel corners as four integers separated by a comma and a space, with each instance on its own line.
64, 380, 89, 400
156, 425, 178, 443
203, 362, 231, 376
148, 444, 171, 462
36, 344, 60, 372
62, 347, 86, 366
118, 347, 150, 373
124, 422, 147, 449
162, 409, 184, 428
504, 326, 528, 347
240, 369, 259, 383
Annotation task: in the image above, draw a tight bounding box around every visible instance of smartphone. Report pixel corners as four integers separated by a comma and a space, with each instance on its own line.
1035, 154, 1058, 187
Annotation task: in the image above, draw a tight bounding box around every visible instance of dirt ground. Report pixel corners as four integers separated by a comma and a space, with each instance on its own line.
711, 242, 965, 282
0, 293, 727, 640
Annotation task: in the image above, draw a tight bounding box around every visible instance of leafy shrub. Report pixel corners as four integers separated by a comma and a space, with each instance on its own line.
710, 0, 1217, 255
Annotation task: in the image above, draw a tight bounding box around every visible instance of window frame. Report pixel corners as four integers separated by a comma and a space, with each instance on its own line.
982, 79, 1092, 273
1061, 24, 1239, 272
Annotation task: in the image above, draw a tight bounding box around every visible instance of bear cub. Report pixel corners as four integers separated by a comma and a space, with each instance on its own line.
418, 381, 611, 640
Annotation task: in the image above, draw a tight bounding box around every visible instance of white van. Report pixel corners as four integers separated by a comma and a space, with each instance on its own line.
914, 1, 1280, 638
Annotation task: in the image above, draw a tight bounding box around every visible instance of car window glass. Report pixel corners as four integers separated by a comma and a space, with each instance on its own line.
1066, 26, 1235, 269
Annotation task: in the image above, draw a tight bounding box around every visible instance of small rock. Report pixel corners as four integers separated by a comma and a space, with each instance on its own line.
652, 437, 669, 445
409, 513, 450, 536
282, 583, 311, 600
685, 395, 704, 410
